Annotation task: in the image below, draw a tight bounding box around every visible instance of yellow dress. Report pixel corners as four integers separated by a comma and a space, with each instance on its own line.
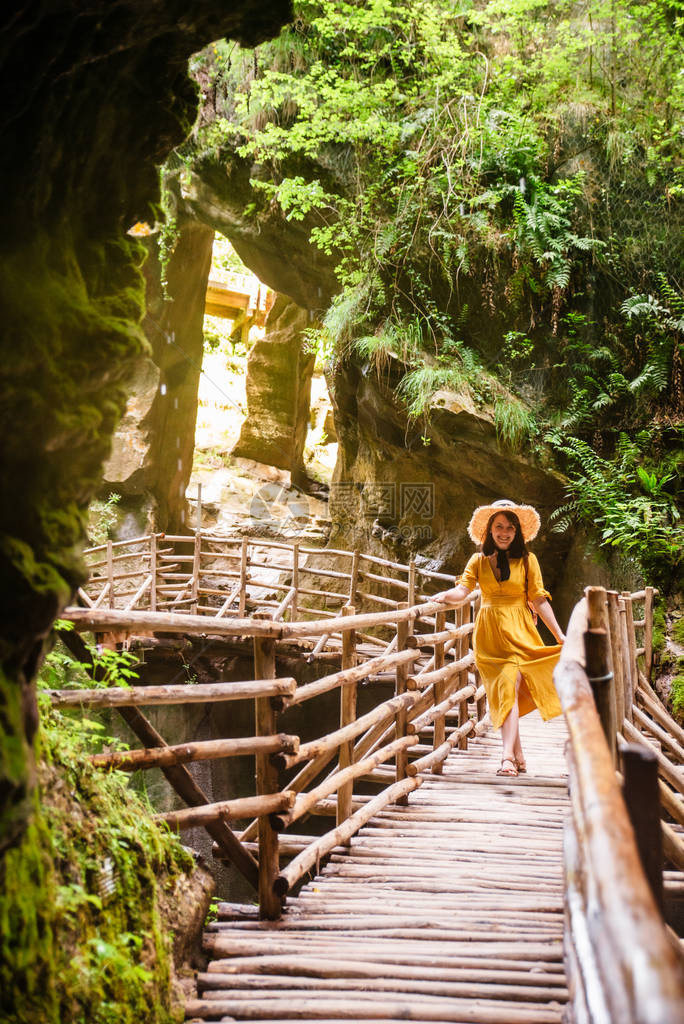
460, 552, 562, 729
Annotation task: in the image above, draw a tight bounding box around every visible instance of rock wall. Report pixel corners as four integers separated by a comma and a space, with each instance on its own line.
0, 0, 292, 850
232, 294, 315, 487
177, 159, 340, 312
330, 358, 599, 625
102, 220, 215, 534
171, 166, 612, 625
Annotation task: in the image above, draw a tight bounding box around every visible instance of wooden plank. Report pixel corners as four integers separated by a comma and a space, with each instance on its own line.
47, 678, 296, 708
201, 955, 567, 985
274, 776, 421, 898
156, 791, 295, 830
184, 996, 563, 1022
632, 702, 684, 763
199, 715, 569, 1023
90, 734, 299, 771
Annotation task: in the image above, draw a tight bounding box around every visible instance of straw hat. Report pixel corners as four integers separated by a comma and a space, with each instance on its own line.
467, 499, 541, 545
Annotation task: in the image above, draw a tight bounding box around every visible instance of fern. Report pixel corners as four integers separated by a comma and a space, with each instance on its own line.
354, 330, 396, 375
628, 347, 671, 396
622, 280, 684, 335
559, 381, 593, 430
397, 365, 467, 418
494, 398, 537, 451
545, 431, 683, 586
511, 177, 599, 292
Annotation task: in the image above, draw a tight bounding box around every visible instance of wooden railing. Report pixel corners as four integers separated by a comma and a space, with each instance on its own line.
56, 586, 484, 920
77, 532, 455, 649
556, 585, 684, 1022
63, 545, 684, 1017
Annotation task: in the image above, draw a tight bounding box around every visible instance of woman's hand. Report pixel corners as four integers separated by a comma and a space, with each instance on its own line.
534, 597, 566, 644
432, 585, 469, 606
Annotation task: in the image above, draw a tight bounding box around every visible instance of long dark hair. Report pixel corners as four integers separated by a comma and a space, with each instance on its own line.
482, 510, 528, 558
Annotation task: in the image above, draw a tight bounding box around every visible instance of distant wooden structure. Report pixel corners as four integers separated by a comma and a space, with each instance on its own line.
204, 271, 274, 343
54, 538, 684, 1022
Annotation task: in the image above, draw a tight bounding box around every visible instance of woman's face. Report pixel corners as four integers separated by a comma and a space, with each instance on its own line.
490, 513, 517, 550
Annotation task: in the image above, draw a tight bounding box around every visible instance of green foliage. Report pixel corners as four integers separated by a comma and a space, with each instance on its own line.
671, 672, 684, 721
547, 430, 683, 587
184, 1, 620, 332
87, 494, 121, 546
395, 338, 499, 419
0, 642, 193, 1024
673, 618, 684, 647
652, 605, 667, 655
39, 631, 139, 702
494, 398, 538, 452
211, 233, 251, 276
157, 174, 182, 299
203, 313, 250, 364
502, 331, 535, 365
397, 365, 468, 419
175, 0, 683, 584
511, 176, 603, 292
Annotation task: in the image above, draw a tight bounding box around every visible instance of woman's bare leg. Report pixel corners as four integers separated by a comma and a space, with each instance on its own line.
500, 672, 524, 770
513, 675, 530, 768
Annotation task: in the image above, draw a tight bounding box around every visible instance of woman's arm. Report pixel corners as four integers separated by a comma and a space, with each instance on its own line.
533, 597, 566, 644
433, 584, 471, 606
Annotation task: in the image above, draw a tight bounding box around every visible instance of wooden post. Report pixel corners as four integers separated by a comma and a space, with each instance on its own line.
606, 591, 625, 734
291, 542, 299, 622
472, 594, 486, 721
586, 586, 618, 750
395, 602, 413, 803
456, 604, 469, 750
621, 743, 664, 915
239, 539, 248, 617
253, 614, 282, 920
337, 607, 357, 830
622, 591, 639, 718
196, 482, 202, 531
149, 533, 157, 612
191, 530, 201, 614
408, 559, 416, 608
107, 540, 114, 609
585, 585, 607, 631
644, 586, 655, 682
349, 549, 360, 607
431, 610, 446, 773
584, 627, 617, 765
619, 597, 634, 723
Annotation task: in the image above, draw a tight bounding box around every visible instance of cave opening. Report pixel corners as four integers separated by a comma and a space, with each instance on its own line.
189, 231, 336, 543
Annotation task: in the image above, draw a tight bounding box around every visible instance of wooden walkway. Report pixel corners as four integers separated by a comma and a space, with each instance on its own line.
189, 713, 569, 1023
66, 557, 684, 1019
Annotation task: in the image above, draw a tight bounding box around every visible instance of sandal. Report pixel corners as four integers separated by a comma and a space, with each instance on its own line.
514, 757, 527, 774
496, 757, 518, 777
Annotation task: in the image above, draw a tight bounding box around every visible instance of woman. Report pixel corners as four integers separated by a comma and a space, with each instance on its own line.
435, 499, 565, 777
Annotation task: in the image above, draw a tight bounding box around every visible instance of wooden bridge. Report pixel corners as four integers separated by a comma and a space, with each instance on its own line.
52, 532, 684, 1022
204, 271, 274, 342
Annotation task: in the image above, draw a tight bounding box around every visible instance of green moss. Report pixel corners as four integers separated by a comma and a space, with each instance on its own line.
651, 604, 667, 655
0, 663, 193, 1024
0, 665, 35, 848
0, 227, 150, 839
671, 674, 684, 721
673, 618, 684, 647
